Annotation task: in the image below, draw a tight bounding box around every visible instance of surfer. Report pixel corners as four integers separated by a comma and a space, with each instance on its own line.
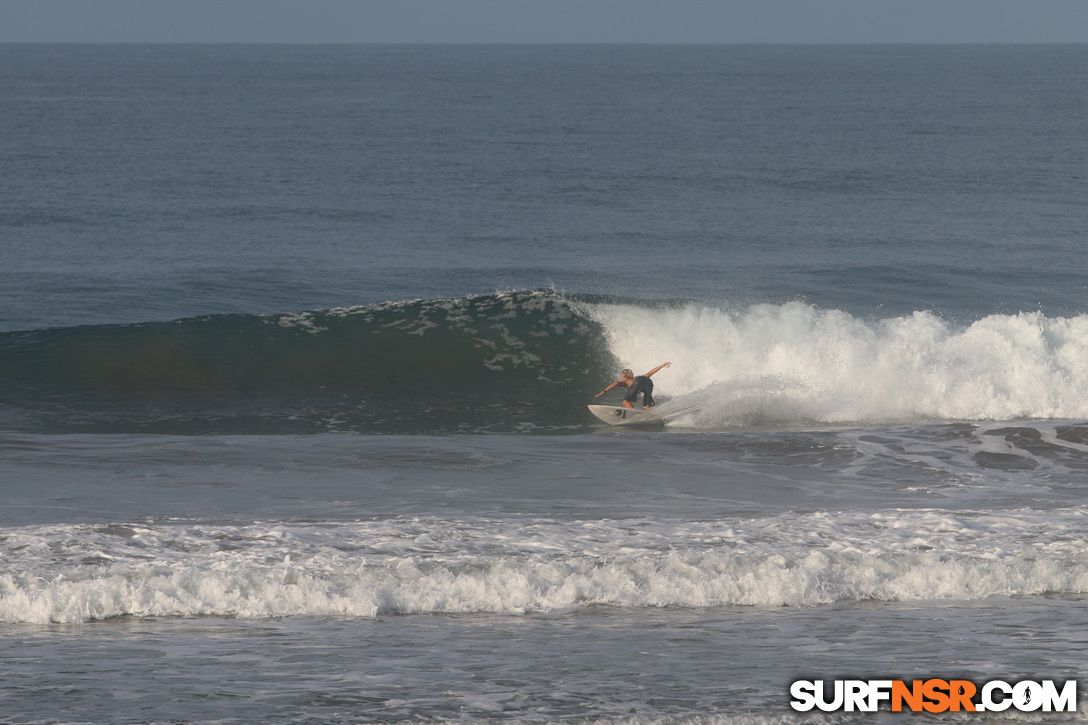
594, 362, 671, 409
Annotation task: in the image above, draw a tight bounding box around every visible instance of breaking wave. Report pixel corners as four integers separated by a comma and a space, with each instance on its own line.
3, 509, 1087, 624
2, 290, 1088, 433
590, 301, 1088, 428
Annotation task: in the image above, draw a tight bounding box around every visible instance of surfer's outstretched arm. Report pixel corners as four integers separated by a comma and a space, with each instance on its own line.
594, 381, 619, 398
643, 361, 672, 378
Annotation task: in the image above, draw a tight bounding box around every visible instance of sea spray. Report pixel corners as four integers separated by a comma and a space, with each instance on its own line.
588, 301, 1088, 427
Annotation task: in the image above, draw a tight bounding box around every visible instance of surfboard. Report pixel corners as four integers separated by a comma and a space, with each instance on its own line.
587, 404, 666, 427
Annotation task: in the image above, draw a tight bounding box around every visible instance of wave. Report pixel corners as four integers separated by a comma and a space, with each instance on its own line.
0, 290, 615, 434
3, 510, 1086, 624
3, 290, 1088, 433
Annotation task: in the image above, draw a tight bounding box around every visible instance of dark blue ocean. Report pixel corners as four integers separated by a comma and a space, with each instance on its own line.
2, 44, 1088, 723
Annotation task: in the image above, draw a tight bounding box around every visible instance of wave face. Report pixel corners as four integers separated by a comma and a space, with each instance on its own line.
4, 291, 1088, 434
0, 290, 615, 434
4, 509, 1087, 624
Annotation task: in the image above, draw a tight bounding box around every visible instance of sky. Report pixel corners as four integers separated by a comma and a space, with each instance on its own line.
3, 0, 1088, 44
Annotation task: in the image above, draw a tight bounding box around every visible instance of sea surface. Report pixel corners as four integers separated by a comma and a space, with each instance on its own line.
2, 43, 1088, 724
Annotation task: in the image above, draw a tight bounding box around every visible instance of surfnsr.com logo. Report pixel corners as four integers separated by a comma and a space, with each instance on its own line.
790, 679, 1078, 713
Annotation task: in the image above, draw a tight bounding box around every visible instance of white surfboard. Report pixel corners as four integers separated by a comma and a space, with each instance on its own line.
587, 404, 666, 427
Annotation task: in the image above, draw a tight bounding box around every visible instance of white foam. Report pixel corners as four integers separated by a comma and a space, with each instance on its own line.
3, 509, 1087, 623
584, 301, 1088, 427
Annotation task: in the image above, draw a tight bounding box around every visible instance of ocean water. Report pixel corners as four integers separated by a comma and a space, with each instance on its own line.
2, 43, 1088, 724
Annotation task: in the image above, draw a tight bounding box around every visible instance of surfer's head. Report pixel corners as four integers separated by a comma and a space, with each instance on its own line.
620, 369, 634, 380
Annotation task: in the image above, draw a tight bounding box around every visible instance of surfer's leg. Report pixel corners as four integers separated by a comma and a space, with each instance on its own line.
642, 379, 655, 408
628, 377, 654, 408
